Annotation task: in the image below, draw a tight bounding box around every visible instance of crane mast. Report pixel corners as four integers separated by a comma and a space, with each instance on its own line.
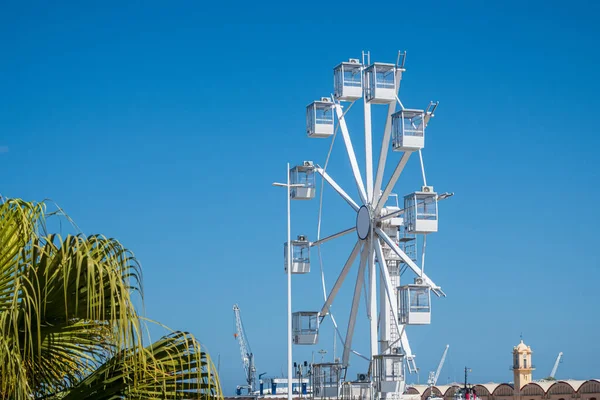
550, 352, 563, 379
428, 344, 450, 386
233, 304, 256, 394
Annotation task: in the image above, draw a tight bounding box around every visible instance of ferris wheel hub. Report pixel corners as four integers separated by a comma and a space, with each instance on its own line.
356, 205, 372, 240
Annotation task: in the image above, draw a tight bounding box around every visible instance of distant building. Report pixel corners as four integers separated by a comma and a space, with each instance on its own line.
228, 340, 599, 400
512, 340, 534, 389
407, 340, 600, 400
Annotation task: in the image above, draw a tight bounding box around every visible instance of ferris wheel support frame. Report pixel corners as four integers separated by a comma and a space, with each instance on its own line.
374, 238, 413, 360
368, 236, 378, 362
315, 109, 424, 367
333, 87, 418, 367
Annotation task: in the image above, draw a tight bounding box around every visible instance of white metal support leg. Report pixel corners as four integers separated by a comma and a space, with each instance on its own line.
364, 102, 373, 202
368, 238, 378, 361
374, 240, 403, 342
342, 246, 368, 367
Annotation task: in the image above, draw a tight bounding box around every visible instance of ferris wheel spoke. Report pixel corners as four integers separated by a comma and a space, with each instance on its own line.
333, 103, 368, 205
374, 151, 412, 214
311, 227, 356, 247
342, 243, 368, 367
315, 167, 360, 212
373, 103, 396, 205
375, 228, 444, 296
350, 349, 371, 361
319, 240, 362, 317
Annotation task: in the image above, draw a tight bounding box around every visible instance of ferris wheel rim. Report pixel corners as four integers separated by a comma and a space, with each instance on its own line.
299, 53, 445, 380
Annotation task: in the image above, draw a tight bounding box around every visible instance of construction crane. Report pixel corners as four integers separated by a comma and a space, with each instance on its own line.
233, 304, 256, 394
549, 352, 563, 379
427, 344, 450, 386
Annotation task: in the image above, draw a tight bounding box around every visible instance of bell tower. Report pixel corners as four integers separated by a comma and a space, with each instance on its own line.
512, 339, 534, 389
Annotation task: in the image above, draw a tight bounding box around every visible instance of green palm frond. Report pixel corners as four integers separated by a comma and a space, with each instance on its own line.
0, 199, 44, 311
0, 199, 45, 397
28, 320, 114, 396
0, 198, 223, 400
55, 331, 221, 400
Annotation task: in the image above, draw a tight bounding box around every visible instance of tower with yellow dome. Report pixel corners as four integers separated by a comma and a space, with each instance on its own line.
512, 339, 535, 389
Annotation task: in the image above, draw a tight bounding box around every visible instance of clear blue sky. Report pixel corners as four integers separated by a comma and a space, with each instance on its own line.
1, 0, 599, 394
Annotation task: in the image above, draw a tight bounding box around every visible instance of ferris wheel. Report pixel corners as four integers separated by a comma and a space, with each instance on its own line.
284, 50, 452, 398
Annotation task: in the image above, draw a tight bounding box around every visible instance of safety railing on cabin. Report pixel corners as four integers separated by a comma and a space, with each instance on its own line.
293, 247, 310, 263
416, 198, 437, 220
343, 74, 362, 87
290, 172, 316, 188
400, 113, 424, 136
375, 71, 395, 89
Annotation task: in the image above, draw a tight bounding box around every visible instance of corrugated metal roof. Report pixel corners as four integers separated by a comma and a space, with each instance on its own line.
406, 385, 430, 394
473, 383, 503, 394
552, 380, 587, 392
522, 381, 555, 392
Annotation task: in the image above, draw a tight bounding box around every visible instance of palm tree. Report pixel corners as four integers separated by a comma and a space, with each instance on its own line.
0, 199, 222, 399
